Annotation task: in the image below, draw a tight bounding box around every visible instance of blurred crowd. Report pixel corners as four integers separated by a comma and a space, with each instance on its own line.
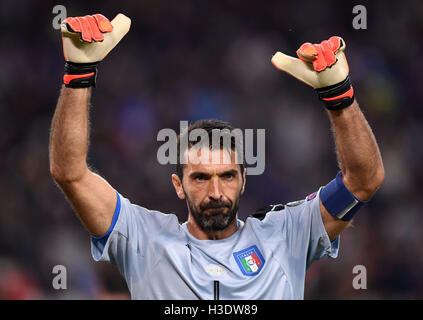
0, 0, 422, 299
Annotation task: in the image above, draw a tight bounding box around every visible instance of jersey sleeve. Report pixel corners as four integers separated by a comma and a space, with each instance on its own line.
285, 188, 340, 269
262, 187, 339, 272
90, 191, 171, 278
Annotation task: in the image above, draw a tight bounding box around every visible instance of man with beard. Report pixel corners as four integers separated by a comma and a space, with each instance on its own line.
49, 14, 384, 299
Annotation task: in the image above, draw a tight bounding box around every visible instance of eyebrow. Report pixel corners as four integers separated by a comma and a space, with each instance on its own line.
218, 169, 239, 177
188, 169, 239, 179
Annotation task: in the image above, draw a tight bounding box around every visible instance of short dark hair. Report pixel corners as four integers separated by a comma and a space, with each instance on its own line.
176, 119, 245, 181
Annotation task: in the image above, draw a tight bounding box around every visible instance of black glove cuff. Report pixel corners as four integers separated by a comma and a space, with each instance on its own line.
64, 62, 99, 88
316, 76, 354, 110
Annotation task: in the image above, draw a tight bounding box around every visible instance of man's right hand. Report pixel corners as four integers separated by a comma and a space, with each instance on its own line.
61, 13, 131, 88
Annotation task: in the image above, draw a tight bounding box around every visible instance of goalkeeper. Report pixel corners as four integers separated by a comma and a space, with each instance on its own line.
49, 13, 384, 299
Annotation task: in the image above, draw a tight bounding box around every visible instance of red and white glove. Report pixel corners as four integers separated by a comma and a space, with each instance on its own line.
271, 36, 354, 110
61, 13, 131, 88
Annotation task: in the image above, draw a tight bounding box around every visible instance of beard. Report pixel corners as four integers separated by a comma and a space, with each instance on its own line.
185, 192, 241, 232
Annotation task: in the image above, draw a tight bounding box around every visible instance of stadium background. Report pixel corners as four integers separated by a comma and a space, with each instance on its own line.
0, 0, 422, 299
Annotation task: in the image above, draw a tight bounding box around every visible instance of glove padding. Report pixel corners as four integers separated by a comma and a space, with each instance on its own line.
271, 36, 354, 110
61, 13, 131, 88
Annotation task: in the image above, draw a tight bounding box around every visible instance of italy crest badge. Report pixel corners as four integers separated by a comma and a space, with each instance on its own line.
233, 245, 265, 276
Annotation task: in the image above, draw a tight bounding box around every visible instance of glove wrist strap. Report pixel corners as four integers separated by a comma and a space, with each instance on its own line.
316, 76, 354, 110
63, 62, 98, 88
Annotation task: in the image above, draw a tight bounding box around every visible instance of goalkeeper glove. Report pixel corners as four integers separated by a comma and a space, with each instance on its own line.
271, 36, 354, 110
61, 13, 131, 88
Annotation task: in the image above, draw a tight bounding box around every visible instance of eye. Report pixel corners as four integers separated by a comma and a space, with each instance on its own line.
194, 175, 206, 182
223, 173, 234, 180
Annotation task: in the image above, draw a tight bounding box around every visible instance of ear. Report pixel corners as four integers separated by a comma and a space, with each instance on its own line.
172, 174, 186, 200
240, 167, 246, 195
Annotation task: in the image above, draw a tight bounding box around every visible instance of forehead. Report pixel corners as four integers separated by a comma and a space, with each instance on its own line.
183, 147, 240, 174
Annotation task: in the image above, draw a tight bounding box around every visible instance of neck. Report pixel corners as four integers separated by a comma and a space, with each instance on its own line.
186, 215, 239, 240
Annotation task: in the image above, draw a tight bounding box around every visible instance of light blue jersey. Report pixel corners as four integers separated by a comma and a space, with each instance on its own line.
91, 188, 339, 299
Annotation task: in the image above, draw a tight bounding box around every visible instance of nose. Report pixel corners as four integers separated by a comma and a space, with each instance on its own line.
208, 177, 223, 200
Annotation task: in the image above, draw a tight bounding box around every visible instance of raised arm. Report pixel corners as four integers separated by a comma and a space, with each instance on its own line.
272, 36, 384, 241
320, 100, 384, 240
50, 87, 117, 237
49, 14, 131, 237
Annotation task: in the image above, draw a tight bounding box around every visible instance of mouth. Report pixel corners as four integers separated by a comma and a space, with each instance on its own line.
203, 207, 227, 215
